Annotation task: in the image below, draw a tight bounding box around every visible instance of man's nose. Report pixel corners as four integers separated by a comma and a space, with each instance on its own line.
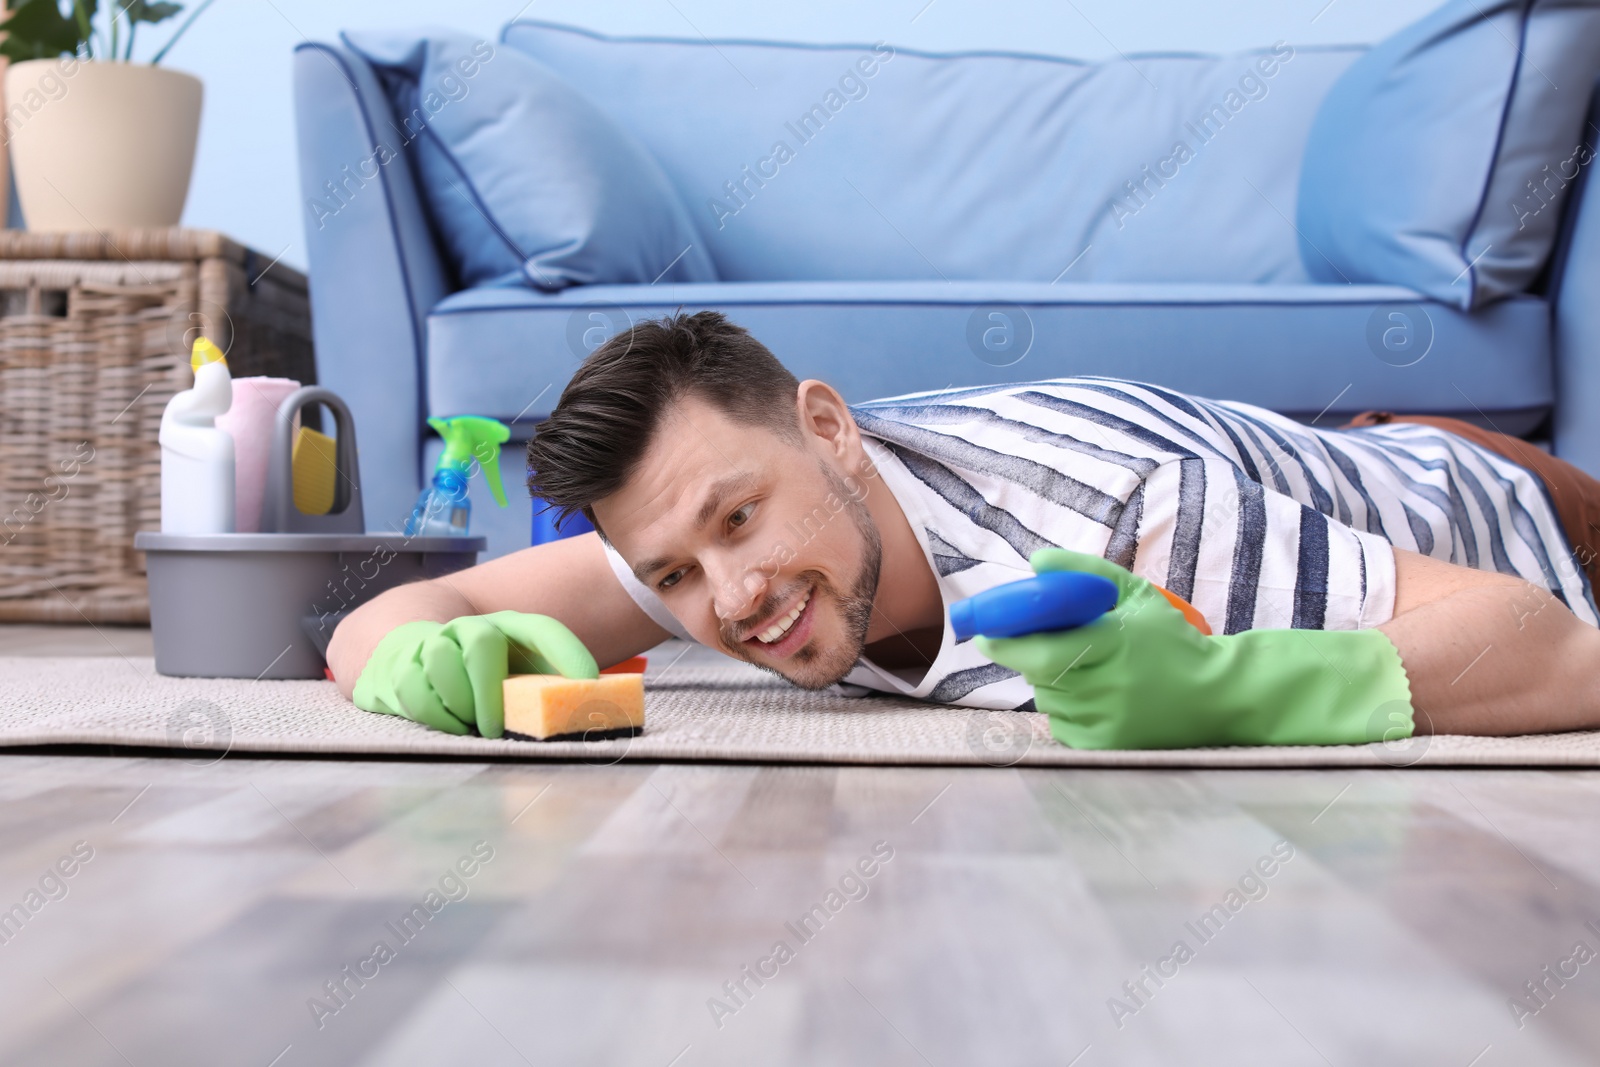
709, 551, 768, 623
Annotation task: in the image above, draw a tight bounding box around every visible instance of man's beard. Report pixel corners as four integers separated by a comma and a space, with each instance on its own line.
719, 465, 883, 691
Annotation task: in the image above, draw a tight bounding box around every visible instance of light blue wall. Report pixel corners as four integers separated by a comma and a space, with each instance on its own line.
137, 0, 1441, 271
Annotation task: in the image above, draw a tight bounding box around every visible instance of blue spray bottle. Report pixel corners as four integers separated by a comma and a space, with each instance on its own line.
405, 416, 510, 537
950, 572, 1120, 639
949, 570, 1211, 639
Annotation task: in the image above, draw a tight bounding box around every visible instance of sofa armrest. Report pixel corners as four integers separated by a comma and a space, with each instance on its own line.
1550, 79, 1600, 477
293, 42, 451, 533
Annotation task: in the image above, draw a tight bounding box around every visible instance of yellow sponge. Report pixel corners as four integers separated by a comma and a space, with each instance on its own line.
502, 673, 645, 742
291, 426, 337, 515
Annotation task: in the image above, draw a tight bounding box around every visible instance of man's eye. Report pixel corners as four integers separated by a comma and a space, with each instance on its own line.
729, 503, 755, 528
658, 568, 685, 591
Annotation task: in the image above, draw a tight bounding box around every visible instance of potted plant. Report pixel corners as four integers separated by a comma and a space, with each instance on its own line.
1, 0, 215, 231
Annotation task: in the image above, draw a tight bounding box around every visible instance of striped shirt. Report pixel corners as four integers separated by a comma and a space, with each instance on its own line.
605, 378, 1597, 710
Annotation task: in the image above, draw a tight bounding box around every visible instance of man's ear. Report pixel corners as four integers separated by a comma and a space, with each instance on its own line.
795, 379, 858, 458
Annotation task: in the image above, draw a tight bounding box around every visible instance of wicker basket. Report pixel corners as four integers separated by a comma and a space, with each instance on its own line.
0, 229, 315, 624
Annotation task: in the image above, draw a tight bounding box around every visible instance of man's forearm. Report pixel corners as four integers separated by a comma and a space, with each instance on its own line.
325, 579, 476, 701
1379, 578, 1600, 735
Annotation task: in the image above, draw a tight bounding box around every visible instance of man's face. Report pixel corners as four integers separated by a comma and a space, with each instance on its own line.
592, 392, 882, 690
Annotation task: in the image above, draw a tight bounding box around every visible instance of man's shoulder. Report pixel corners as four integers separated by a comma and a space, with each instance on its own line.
851, 376, 1204, 463
850, 376, 1194, 423
853, 377, 1104, 410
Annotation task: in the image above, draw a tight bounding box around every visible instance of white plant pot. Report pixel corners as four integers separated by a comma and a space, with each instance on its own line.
4, 58, 202, 231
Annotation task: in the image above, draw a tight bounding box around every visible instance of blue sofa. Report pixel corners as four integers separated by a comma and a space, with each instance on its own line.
293, 3, 1600, 561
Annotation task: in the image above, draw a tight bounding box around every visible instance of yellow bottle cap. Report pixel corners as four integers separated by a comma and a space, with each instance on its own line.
191, 336, 228, 373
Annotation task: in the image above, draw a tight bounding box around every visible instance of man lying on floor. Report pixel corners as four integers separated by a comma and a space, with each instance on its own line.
327, 311, 1600, 750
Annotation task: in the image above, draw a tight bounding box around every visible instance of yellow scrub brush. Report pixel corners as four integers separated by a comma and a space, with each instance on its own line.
290, 426, 337, 515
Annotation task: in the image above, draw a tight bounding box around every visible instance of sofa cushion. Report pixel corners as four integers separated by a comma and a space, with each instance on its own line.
503, 21, 1360, 286
1297, 0, 1600, 309
425, 281, 1553, 435
340, 29, 717, 291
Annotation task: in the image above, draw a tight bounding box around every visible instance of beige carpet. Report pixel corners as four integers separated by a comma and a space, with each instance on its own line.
3, 654, 1599, 767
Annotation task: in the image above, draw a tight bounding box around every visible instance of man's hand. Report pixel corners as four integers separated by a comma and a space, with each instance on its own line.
326, 533, 669, 704
352, 611, 598, 738
974, 548, 1415, 750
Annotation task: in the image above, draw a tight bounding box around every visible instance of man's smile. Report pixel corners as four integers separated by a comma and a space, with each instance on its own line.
740, 583, 818, 659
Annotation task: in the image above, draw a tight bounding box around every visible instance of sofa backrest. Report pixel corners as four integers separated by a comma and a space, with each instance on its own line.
503, 21, 1361, 286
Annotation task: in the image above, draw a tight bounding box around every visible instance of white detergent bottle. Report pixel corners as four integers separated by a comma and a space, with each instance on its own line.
160, 337, 236, 533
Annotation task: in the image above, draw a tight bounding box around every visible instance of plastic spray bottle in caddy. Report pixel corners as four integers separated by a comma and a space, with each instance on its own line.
405, 416, 511, 536
159, 337, 235, 534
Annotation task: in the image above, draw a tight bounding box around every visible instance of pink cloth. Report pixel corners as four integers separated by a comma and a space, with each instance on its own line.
217, 377, 300, 533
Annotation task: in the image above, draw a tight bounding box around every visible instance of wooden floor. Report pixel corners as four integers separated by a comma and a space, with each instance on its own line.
2, 628, 1599, 1065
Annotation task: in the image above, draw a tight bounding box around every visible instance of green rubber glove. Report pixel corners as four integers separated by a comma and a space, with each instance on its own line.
351, 611, 598, 739
973, 548, 1415, 750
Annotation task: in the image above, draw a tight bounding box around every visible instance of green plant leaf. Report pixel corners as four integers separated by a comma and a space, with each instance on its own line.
0, 0, 88, 62
120, 0, 181, 25
72, 0, 96, 55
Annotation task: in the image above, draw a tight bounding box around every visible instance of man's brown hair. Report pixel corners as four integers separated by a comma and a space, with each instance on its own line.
526, 311, 802, 539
